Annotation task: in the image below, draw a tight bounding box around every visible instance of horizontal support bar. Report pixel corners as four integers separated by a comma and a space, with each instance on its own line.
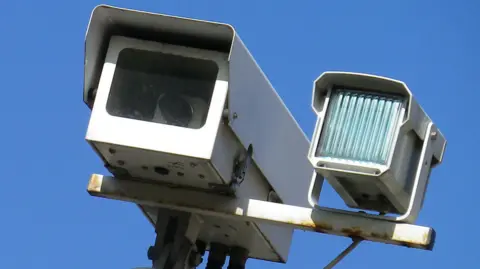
87, 174, 435, 250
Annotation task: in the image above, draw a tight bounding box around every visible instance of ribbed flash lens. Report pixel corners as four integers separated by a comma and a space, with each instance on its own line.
316, 89, 404, 165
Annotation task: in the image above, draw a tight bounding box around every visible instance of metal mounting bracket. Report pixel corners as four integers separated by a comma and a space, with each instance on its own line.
147, 208, 203, 269
87, 173, 436, 268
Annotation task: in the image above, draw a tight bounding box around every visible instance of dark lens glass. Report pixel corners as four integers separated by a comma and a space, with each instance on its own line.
106, 48, 219, 129
158, 93, 193, 127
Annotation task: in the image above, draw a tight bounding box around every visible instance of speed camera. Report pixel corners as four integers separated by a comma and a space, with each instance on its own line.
308, 72, 446, 223
83, 5, 313, 262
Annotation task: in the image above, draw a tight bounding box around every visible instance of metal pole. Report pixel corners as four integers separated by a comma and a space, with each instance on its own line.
324, 239, 362, 269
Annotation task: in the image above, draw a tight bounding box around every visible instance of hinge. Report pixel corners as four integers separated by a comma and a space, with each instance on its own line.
231, 144, 253, 186
209, 144, 253, 196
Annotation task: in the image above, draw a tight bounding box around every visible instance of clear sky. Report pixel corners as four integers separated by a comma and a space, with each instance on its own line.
1, 0, 478, 268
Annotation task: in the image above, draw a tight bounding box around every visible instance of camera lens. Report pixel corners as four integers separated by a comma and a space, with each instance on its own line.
158, 93, 194, 127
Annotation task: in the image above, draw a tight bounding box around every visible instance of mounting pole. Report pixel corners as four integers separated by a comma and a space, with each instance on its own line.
323, 239, 362, 269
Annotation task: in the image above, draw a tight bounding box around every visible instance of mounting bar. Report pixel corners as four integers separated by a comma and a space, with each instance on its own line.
87, 174, 435, 250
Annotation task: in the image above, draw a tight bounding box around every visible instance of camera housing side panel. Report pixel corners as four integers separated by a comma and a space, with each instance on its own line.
227, 36, 314, 208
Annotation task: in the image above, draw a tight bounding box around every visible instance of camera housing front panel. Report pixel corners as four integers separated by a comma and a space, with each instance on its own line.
86, 35, 231, 188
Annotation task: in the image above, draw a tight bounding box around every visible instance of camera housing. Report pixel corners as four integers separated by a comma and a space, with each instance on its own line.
83, 5, 313, 262
87, 34, 231, 191
308, 72, 446, 223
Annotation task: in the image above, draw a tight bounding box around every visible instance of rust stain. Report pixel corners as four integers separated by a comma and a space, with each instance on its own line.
295, 220, 315, 228
341, 227, 364, 238
285, 219, 333, 233
313, 222, 333, 233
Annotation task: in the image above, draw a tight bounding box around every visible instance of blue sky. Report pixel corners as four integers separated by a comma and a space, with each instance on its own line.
1, 0, 478, 268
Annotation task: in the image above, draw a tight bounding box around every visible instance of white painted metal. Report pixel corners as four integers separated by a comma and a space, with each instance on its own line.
307, 72, 447, 223
141, 205, 286, 262
90, 112, 294, 262
90, 170, 292, 262
88, 174, 436, 251
84, 5, 314, 209
227, 36, 314, 207
83, 6, 314, 262
87, 35, 232, 189
307, 172, 324, 207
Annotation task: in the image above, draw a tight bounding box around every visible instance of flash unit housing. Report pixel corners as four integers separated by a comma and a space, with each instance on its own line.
308, 72, 446, 223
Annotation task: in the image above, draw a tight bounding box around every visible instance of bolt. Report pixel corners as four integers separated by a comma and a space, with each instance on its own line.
222, 108, 230, 121
233, 112, 238, 119
109, 148, 116, 154
117, 160, 125, 166
431, 131, 437, 140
